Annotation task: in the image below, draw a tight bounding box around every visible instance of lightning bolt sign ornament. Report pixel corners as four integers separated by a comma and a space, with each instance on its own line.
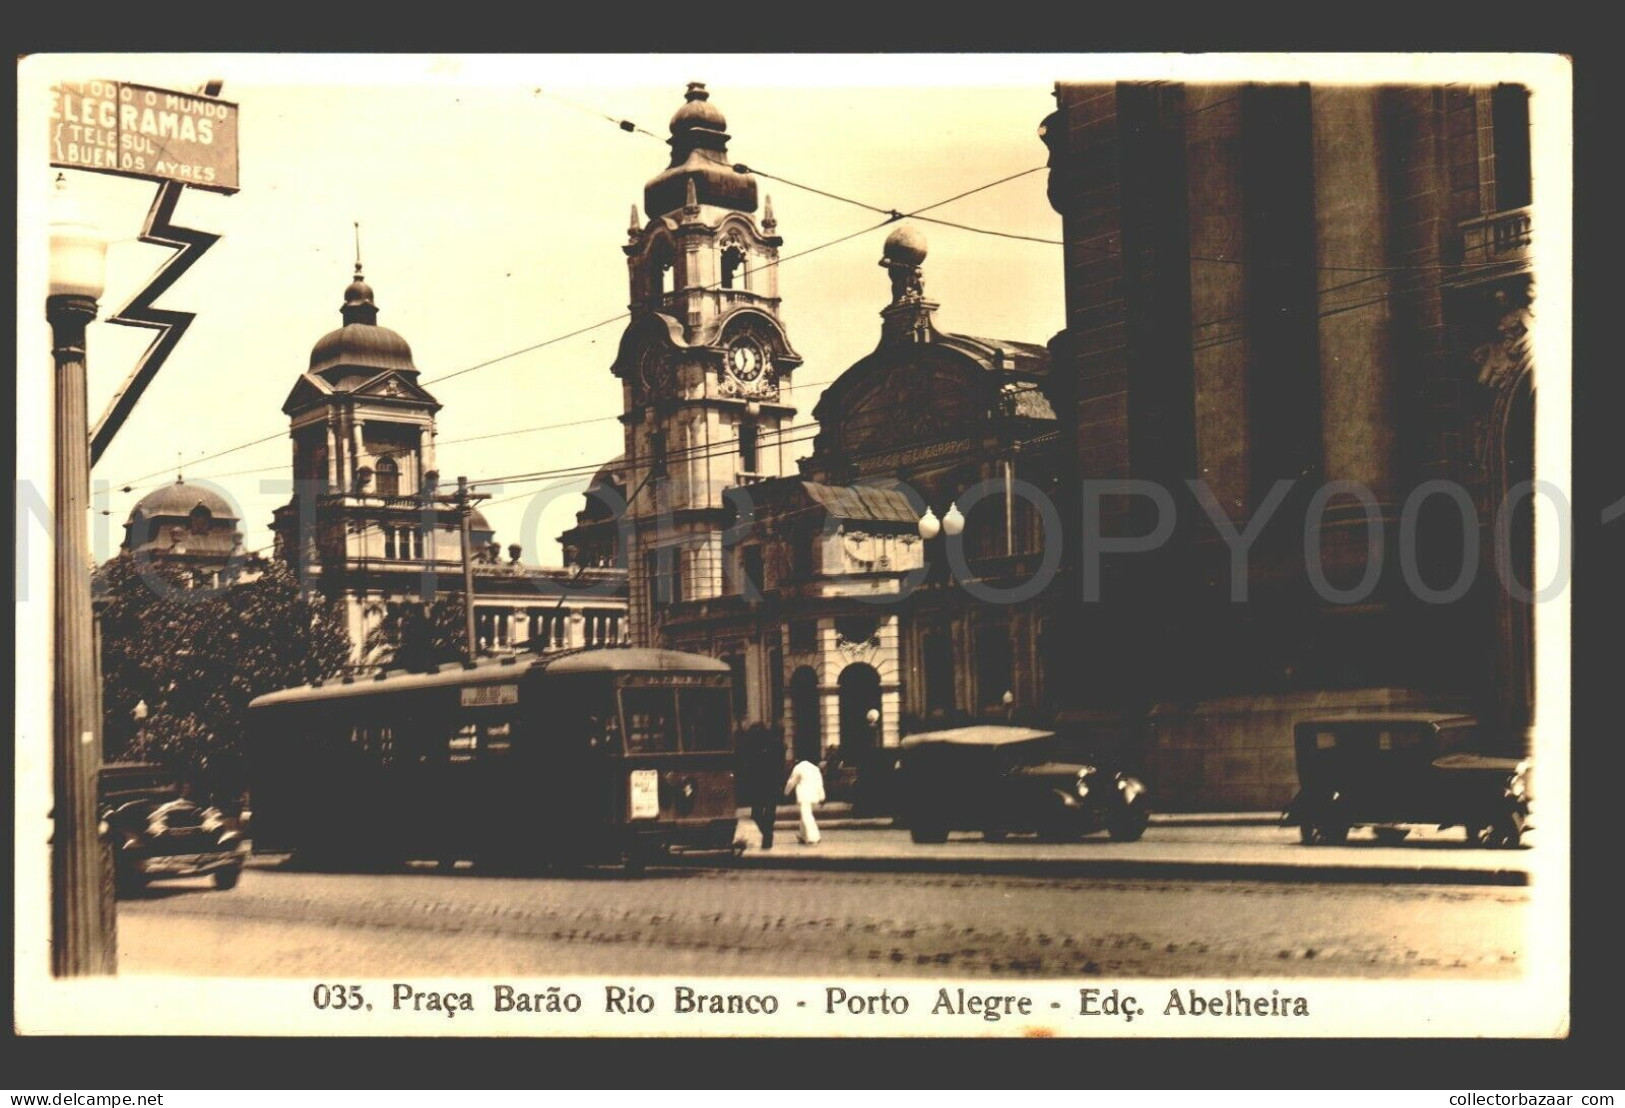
88, 79, 227, 467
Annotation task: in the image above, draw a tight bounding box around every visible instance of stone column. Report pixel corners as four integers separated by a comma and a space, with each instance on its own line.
349, 415, 363, 492
1311, 87, 1396, 504
326, 419, 341, 491
1185, 84, 1250, 514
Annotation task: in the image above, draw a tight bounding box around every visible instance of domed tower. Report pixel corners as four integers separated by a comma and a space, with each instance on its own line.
270, 260, 453, 642
611, 82, 804, 647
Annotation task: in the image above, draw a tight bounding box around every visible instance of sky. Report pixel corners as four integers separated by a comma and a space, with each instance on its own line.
20, 54, 1075, 567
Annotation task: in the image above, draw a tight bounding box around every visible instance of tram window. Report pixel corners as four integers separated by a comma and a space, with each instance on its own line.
449, 722, 478, 763
621, 688, 678, 754
679, 688, 731, 752
484, 720, 513, 755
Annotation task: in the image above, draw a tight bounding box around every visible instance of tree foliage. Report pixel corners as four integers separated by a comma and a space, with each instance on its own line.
362, 598, 468, 674
97, 555, 352, 802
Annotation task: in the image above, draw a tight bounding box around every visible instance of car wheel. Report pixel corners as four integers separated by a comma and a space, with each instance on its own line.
213, 865, 242, 890
1473, 817, 1523, 849
983, 829, 1008, 843
1373, 827, 1411, 845
1107, 802, 1151, 843
1301, 824, 1348, 846
910, 826, 948, 845
621, 846, 649, 876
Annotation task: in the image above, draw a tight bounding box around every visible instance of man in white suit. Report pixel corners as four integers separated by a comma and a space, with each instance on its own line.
784, 758, 825, 845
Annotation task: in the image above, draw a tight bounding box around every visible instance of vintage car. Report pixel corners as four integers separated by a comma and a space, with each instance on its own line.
896, 725, 1151, 844
100, 763, 250, 894
1283, 714, 1531, 848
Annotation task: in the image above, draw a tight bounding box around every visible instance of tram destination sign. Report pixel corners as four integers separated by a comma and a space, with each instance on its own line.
461, 684, 520, 707
48, 80, 239, 193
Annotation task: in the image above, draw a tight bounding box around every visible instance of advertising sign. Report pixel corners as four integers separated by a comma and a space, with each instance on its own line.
48, 80, 239, 193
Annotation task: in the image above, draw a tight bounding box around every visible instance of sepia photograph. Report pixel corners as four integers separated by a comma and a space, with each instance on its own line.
14, 52, 1572, 1042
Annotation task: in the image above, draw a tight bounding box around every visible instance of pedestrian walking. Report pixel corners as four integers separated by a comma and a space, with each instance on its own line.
784, 757, 825, 845
742, 723, 785, 850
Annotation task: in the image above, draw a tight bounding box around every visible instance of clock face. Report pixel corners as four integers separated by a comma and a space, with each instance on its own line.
727, 338, 766, 385
640, 347, 673, 394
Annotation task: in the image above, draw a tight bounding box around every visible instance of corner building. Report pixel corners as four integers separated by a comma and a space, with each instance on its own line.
272, 264, 627, 669
1040, 82, 1537, 808
572, 84, 1063, 784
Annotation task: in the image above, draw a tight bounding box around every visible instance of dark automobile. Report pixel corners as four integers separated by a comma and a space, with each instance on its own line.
896, 725, 1151, 844
99, 763, 250, 894
1283, 714, 1531, 848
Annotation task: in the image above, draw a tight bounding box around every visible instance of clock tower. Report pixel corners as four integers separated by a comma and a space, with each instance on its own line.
611, 82, 802, 647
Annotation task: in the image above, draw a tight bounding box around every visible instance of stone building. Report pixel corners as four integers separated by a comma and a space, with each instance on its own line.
117, 475, 250, 589
1039, 81, 1537, 809
565, 83, 1064, 781
272, 263, 627, 670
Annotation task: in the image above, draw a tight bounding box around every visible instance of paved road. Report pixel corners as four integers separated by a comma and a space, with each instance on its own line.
119, 856, 1527, 980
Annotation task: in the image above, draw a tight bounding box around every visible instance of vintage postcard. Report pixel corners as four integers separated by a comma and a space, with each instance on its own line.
14, 52, 1571, 1039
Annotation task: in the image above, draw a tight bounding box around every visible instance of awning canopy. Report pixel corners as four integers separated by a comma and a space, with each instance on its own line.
800, 481, 920, 527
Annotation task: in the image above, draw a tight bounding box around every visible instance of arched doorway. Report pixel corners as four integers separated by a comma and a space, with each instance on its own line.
789, 667, 821, 764
837, 663, 882, 758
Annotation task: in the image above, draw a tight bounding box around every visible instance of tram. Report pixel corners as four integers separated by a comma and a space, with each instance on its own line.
247, 647, 740, 872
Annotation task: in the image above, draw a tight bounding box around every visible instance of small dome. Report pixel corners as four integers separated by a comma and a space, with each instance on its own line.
343, 274, 375, 307
644, 83, 757, 218
469, 508, 493, 534
883, 223, 928, 267
670, 82, 726, 133
127, 479, 237, 524
308, 263, 418, 377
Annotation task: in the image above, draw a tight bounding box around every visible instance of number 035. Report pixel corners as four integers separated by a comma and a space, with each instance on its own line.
313, 984, 367, 1010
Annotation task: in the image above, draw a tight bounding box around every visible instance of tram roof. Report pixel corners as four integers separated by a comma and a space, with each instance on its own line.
248, 647, 730, 709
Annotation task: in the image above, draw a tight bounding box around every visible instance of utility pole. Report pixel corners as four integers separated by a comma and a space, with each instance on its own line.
457, 476, 478, 664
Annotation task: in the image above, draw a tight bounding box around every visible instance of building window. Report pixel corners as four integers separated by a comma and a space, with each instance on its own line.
768, 646, 784, 725
375, 456, 400, 498
923, 628, 955, 715
792, 535, 815, 580
648, 242, 675, 306
741, 544, 764, 596
976, 621, 1013, 712
788, 619, 816, 653
721, 246, 744, 290
384, 528, 397, 560
648, 547, 682, 607
738, 420, 759, 473
411, 527, 424, 560
1493, 83, 1532, 211
189, 505, 210, 535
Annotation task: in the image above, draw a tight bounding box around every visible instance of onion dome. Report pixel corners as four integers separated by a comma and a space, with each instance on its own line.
882, 223, 929, 267
644, 83, 758, 218
307, 263, 419, 382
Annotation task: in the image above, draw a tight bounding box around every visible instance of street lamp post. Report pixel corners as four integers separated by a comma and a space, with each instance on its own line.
916, 501, 965, 585
48, 173, 116, 975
